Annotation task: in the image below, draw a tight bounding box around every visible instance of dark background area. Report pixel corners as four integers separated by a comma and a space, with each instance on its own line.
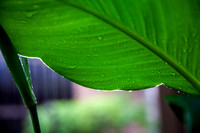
0, 52, 72, 133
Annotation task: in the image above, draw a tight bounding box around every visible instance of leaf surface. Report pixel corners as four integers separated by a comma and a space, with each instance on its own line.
0, 0, 200, 94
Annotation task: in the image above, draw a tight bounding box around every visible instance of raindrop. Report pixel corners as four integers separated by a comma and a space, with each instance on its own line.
16, 20, 27, 24
188, 48, 192, 53
178, 87, 182, 90
97, 36, 103, 41
79, 28, 84, 32
161, 39, 166, 44
171, 72, 176, 76
192, 32, 197, 37
55, 43, 59, 47
63, 40, 67, 44
117, 40, 121, 46
33, 4, 39, 9
68, 65, 77, 68
128, 90, 133, 92
101, 74, 105, 77
25, 11, 37, 18
183, 48, 187, 53
182, 35, 188, 43
38, 40, 44, 43
93, 54, 98, 56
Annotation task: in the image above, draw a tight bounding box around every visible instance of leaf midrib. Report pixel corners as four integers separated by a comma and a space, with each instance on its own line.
58, 0, 200, 93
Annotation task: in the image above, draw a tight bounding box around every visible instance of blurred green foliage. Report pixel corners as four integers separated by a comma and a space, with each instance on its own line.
23, 95, 147, 133
166, 94, 200, 133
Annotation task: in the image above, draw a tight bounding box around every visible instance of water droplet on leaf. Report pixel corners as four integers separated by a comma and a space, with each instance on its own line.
178, 87, 182, 90
192, 32, 197, 37
97, 36, 103, 41
171, 72, 176, 76
188, 48, 192, 53
25, 11, 37, 18
123, 44, 127, 48
161, 39, 166, 44
183, 48, 187, 53
182, 35, 188, 43
33, 4, 39, 8
68, 65, 77, 68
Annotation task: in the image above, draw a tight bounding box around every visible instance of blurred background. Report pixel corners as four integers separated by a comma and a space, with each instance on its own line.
0, 51, 186, 133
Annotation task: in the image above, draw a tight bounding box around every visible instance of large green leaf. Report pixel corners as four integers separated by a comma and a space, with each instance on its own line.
0, 0, 200, 94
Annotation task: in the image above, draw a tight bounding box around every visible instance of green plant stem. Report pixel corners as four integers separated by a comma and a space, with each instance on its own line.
29, 105, 41, 133
0, 25, 36, 107
0, 25, 41, 133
